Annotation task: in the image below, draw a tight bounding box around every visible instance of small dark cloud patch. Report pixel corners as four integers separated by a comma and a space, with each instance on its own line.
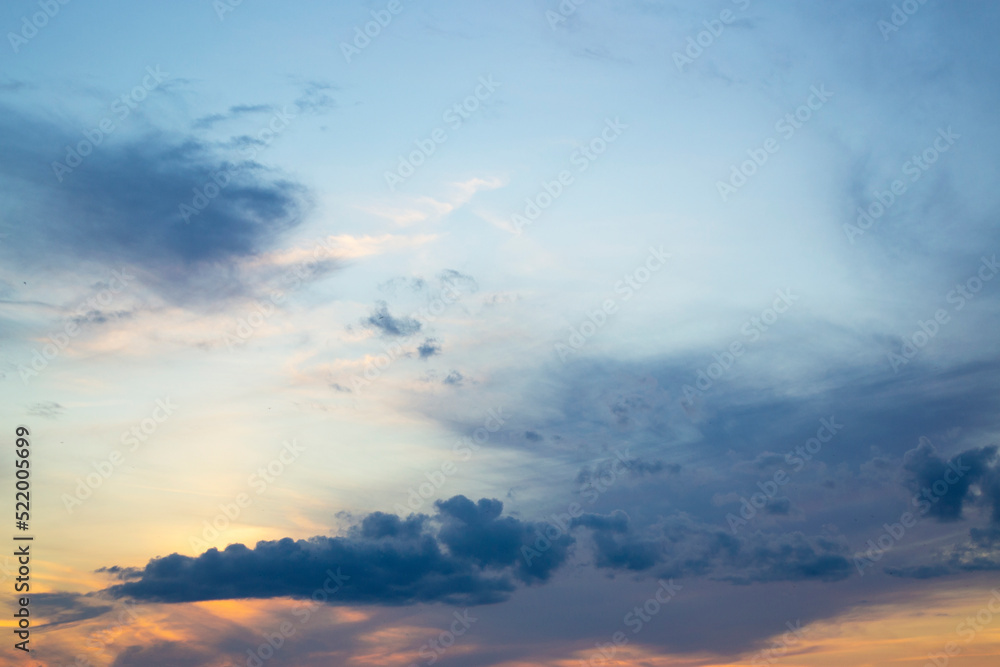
71, 309, 133, 327
292, 80, 338, 114
444, 371, 464, 386
363, 301, 421, 337
26, 401, 64, 419
193, 103, 274, 129
571, 511, 630, 533
438, 269, 478, 294
418, 338, 441, 358
764, 497, 792, 515
575, 452, 672, 487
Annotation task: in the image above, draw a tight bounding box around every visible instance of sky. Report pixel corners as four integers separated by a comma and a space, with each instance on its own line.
1, 0, 1000, 665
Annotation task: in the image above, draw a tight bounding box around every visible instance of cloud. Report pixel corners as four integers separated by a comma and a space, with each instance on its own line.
436, 496, 572, 582
417, 338, 441, 358
576, 512, 852, 584
104, 496, 573, 606
884, 444, 1000, 578
193, 103, 274, 129
26, 401, 64, 419
437, 269, 479, 294
363, 301, 422, 337
33, 592, 116, 628
886, 529, 1000, 578
291, 80, 339, 114
902, 440, 998, 522
111, 642, 209, 667
0, 102, 311, 306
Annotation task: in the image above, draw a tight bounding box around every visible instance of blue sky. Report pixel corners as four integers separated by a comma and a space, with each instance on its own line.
2, 1, 1000, 666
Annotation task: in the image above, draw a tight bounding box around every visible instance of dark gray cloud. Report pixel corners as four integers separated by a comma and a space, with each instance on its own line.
405, 349, 1000, 657
417, 337, 441, 358
883, 443, 1000, 578
363, 301, 422, 337
436, 496, 572, 583
571, 510, 630, 533
443, 370, 464, 386
0, 102, 311, 305
574, 511, 852, 584
575, 454, 676, 487
105, 496, 572, 606
902, 441, 998, 522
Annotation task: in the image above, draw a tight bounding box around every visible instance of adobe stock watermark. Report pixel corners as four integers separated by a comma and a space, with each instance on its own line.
0, 555, 22, 586
231, 567, 350, 667
7, 0, 72, 54
673, 0, 751, 72
584, 579, 683, 666
76, 599, 144, 663
888, 254, 997, 373
748, 620, 808, 666
213, 0, 246, 21
223, 236, 346, 351
51, 66, 170, 182
853, 437, 972, 575
394, 408, 505, 515
384, 75, 501, 191
555, 246, 670, 362
509, 117, 627, 234
844, 127, 959, 244
405, 610, 478, 667
61, 398, 177, 513
189, 439, 307, 551
922, 586, 1000, 667
726, 417, 844, 533
178, 104, 299, 224
546, 0, 585, 29
680, 289, 798, 408
878, 0, 932, 41
716, 85, 833, 202
340, 0, 409, 63
18, 268, 134, 383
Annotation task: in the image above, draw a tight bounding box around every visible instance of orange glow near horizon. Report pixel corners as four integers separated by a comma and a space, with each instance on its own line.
0, 585, 994, 666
